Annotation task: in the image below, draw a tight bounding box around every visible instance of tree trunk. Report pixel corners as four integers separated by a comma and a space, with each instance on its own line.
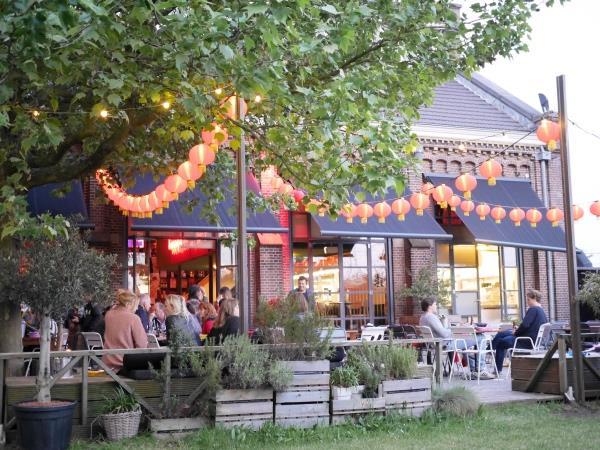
36, 313, 51, 403
0, 302, 23, 375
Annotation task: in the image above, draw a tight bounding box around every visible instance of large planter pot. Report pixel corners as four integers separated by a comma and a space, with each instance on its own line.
382, 377, 432, 417
332, 385, 362, 400
274, 360, 330, 428
149, 417, 208, 438
14, 400, 76, 450
213, 388, 273, 429
102, 409, 142, 441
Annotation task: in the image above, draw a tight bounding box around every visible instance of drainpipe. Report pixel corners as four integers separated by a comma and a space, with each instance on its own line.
536, 147, 556, 320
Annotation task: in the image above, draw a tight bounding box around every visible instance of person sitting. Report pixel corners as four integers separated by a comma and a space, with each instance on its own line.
492, 289, 548, 374
103, 290, 148, 372
186, 298, 202, 329
188, 284, 206, 303
165, 294, 201, 346
199, 301, 218, 335
81, 302, 105, 336
208, 298, 240, 344
150, 302, 167, 336
135, 293, 152, 332
217, 286, 232, 307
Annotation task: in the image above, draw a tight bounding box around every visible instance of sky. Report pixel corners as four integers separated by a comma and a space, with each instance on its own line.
478, 0, 600, 266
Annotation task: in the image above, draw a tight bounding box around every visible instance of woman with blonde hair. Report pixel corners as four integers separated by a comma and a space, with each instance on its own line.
208, 298, 240, 344
164, 294, 201, 346
199, 300, 218, 335
102, 289, 148, 371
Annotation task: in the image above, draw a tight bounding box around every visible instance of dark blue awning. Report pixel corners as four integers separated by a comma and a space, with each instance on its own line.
311, 188, 451, 240
130, 172, 286, 233
427, 174, 566, 252
27, 181, 93, 228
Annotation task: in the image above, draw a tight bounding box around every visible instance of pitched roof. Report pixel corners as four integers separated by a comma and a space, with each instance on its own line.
417, 74, 540, 133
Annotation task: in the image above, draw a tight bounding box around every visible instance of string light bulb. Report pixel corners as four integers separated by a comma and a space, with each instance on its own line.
32, 110, 40, 118
254, 95, 262, 103
161, 101, 171, 110
214, 88, 223, 95
99, 109, 109, 119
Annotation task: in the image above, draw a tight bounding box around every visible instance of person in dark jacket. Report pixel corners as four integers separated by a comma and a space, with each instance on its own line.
135, 294, 151, 332
81, 302, 105, 336
208, 298, 240, 345
165, 294, 201, 346
492, 289, 548, 373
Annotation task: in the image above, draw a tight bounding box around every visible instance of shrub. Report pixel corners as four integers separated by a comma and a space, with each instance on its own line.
331, 366, 359, 388
577, 272, 600, 316
432, 387, 480, 418
267, 360, 294, 392
101, 388, 140, 415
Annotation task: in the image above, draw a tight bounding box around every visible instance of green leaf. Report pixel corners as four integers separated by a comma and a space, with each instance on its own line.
106, 94, 121, 106
321, 5, 339, 15
107, 78, 124, 90
246, 4, 269, 17
180, 130, 195, 141
218, 44, 235, 60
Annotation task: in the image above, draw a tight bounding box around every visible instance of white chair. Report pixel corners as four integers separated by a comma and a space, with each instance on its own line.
451, 326, 499, 383
319, 328, 346, 344
147, 333, 160, 349
506, 323, 552, 377
80, 332, 103, 350
360, 326, 387, 341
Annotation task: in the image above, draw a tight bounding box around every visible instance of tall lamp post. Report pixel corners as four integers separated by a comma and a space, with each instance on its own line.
556, 74, 585, 403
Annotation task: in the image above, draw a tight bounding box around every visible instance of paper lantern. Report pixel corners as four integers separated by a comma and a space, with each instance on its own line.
340, 204, 357, 223
278, 183, 294, 195
573, 204, 584, 221
479, 159, 502, 186
148, 191, 163, 214
448, 195, 461, 212
139, 196, 153, 218
201, 123, 229, 146
293, 189, 305, 203
178, 161, 202, 189
455, 174, 477, 200
460, 200, 474, 216
476, 203, 490, 221
432, 184, 453, 209
591, 201, 600, 218
410, 192, 430, 216
391, 198, 411, 221
222, 96, 248, 120
373, 202, 392, 223
188, 143, 216, 171
117, 195, 134, 215
509, 208, 525, 226
491, 206, 506, 224
421, 182, 434, 195
546, 207, 564, 227
155, 184, 175, 208
164, 174, 187, 200
356, 203, 373, 224
536, 119, 560, 151
526, 208, 543, 228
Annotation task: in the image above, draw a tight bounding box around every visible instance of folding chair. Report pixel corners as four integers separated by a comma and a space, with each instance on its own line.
506, 323, 551, 377
79, 332, 103, 370
451, 326, 499, 383
360, 326, 387, 341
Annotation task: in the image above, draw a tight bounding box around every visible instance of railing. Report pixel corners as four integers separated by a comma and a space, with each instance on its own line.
0, 337, 443, 438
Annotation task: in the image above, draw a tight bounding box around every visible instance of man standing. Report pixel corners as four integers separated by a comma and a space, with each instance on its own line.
292, 276, 314, 310
135, 293, 151, 332
492, 289, 548, 374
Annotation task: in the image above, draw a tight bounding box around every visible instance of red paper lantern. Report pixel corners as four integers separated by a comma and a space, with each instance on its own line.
178, 161, 202, 189
148, 191, 163, 214
573, 204, 584, 221
476, 203, 490, 221
460, 200, 474, 216
448, 195, 461, 212
536, 119, 560, 151
410, 192, 430, 216
479, 159, 502, 186
356, 203, 374, 224
164, 174, 187, 200
591, 201, 600, 218
340, 204, 357, 223
155, 184, 175, 208
432, 184, 453, 209
278, 183, 294, 195
202, 123, 229, 145
526, 208, 543, 227
391, 198, 411, 221
139, 196, 153, 218
455, 174, 477, 200
421, 182, 434, 195
373, 202, 392, 223
491, 206, 506, 224
546, 207, 564, 227
188, 143, 216, 171
293, 189, 305, 203
509, 208, 525, 226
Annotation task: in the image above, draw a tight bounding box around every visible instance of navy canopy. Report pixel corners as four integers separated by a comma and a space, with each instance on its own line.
130, 172, 286, 233
311, 188, 451, 240
427, 174, 566, 252
27, 181, 93, 228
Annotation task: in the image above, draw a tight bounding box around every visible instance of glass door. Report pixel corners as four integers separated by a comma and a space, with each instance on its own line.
311, 243, 341, 326
478, 244, 502, 324
343, 242, 370, 330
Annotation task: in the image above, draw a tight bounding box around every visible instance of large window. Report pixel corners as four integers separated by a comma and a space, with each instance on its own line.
436, 243, 522, 323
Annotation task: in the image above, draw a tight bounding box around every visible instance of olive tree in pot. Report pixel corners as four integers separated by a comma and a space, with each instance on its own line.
0, 230, 115, 450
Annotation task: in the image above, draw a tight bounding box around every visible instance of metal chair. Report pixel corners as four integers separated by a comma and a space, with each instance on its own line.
79, 332, 104, 350
147, 333, 160, 349
451, 326, 499, 383
360, 326, 387, 341
505, 323, 554, 378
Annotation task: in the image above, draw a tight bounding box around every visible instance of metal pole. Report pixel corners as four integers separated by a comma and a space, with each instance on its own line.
557, 74, 585, 403
236, 96, 249, 333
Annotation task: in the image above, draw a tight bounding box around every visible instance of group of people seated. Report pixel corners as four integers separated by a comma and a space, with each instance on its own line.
419, 289, 548, 379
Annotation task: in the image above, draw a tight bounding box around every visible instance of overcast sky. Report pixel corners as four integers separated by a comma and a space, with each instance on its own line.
478, 0, 600, 265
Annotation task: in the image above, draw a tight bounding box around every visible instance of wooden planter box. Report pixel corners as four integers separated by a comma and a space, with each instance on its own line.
382, 377, 432, 417
331, 392, 385, 424
213, 388, 273, 429
275, 360, 330, 428
149, 417, 208, 438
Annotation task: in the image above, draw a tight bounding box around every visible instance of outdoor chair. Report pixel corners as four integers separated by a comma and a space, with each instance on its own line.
451, 326, 499, 383
505, 323, 552, 378
389, 324, 418, 339
415, 325, 446, 378
360, 326, 387, 341
80, 332, 103, 350
147, 333, 160, 349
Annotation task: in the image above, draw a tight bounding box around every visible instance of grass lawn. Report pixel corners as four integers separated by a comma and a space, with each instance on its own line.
71, 402, 600, 450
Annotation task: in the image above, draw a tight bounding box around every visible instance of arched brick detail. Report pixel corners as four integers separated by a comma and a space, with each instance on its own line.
435, 159, 448, 173
464, 161, 476, 174
448, 160, 461, 174
519, 164, 531, 179
505, 164, 517, 177
422, 158, 433, 172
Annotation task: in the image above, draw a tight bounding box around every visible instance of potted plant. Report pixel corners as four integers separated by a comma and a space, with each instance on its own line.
331, 366, 360, 400
101, 387, 142, 441
577, 272, 600, 318
398, 267, 451, 314
0, 230, 115, 450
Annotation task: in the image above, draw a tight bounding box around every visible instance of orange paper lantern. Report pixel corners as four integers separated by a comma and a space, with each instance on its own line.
526, 208, 543, 227
410, 192, 430, 216
546, 207, 564, 227
432, 184, 453, 209
491, 206, 506, 224
391, 198, 411, 221
479, 159, 502, 186
509, 208, 525, 226
591, 201, 600, 218
340, 204, 357, 223
148, 191, 163, 214
155, 184, 175, 208
573, 204, 584, 221
178, 161, 202, 189
460, 200, 475, 216
455, 174, 477, 200
164, 174, 187, 200
188, 143, 216, 171
356, 203, 374, 224
448, 195, 461, 211
536, 119, 560, 151
373, 202, 392, 223
476, 203, 490, 221
201, 123, 229, 145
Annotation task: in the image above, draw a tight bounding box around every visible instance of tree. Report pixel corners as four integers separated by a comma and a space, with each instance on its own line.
0, 0, 560, 351
0, 229, 115, 400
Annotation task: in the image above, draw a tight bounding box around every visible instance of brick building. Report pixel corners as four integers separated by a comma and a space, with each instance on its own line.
32, 74, 569, 329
